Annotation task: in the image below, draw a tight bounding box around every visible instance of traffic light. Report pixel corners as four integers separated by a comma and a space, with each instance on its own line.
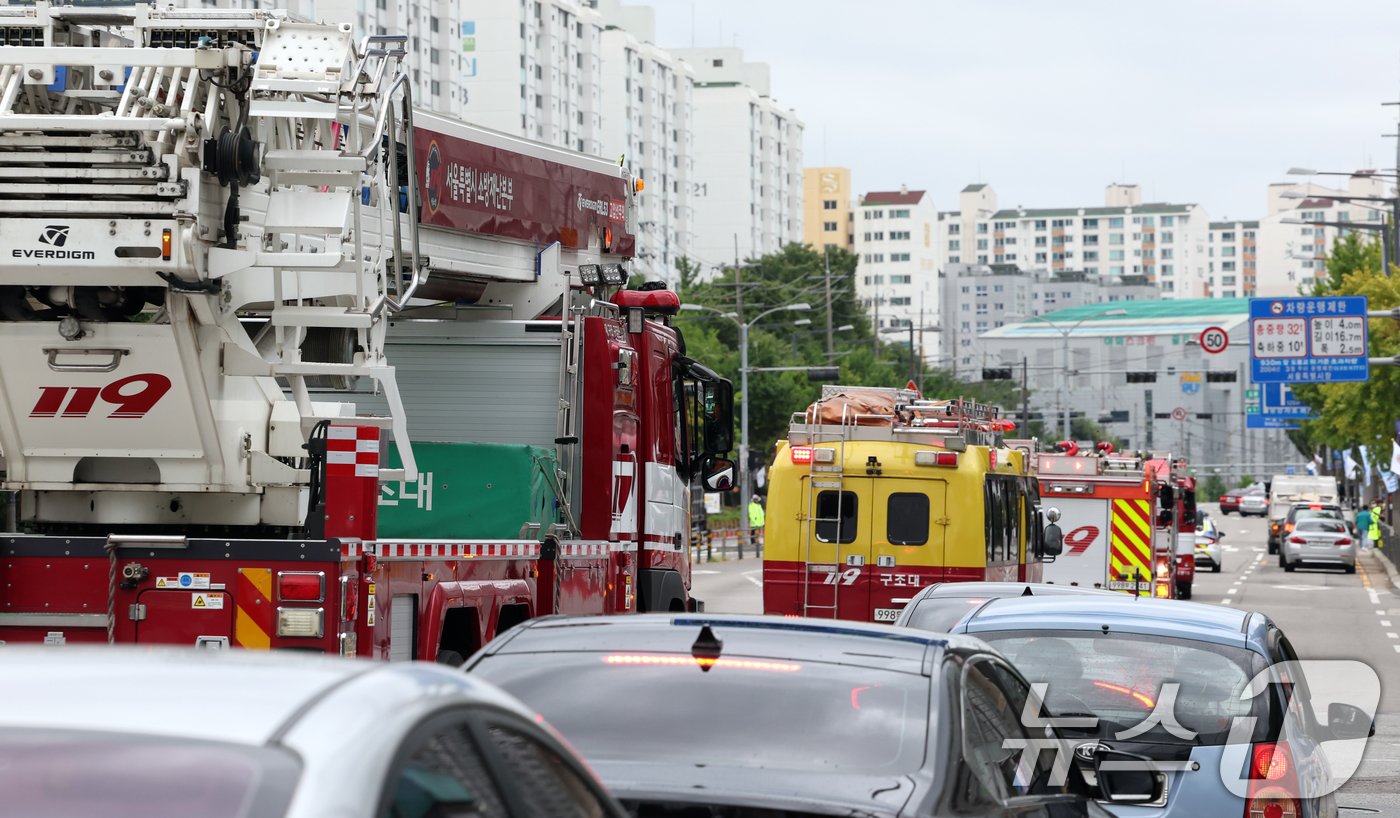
806, 367, 841, 382
982, 367, 1013, 381
1153, 412, 1172, 420
1125, 372, 1158, 384
1105, 410, 1130, 423
1195, 413, 1214, 420
1205, 372, 1236, 383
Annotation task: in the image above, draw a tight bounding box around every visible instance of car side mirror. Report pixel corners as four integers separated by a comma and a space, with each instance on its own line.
1042, 522, 1063, 561
1328, 702, 1374, 739
1094, 748, 1164, 804
1156, 509, 1174, 528
703, 456, 734, 492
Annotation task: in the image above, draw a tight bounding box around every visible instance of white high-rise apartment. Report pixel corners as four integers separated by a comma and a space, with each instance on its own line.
596, 1, 694, 285
853, 187, 940, 361
1254, 173, 1390, 296
936, 183, 1211, 299
671, 48, 803, 272
1206, 221, 1259, 298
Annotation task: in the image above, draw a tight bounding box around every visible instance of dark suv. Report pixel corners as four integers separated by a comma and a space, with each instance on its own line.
1272, 502, 1345, 554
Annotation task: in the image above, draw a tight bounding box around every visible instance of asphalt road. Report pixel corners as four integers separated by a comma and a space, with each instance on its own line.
693, 504, 1400, 813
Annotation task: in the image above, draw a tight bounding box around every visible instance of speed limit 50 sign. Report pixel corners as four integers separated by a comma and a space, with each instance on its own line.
1198, 326, 1228, 354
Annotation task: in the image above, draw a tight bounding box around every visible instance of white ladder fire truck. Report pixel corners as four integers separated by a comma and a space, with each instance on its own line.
0, 3, 732, 658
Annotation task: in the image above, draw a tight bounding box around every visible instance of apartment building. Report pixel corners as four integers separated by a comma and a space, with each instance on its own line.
936, 183, 1211, 299
1254, 172, 1390, 296
1205, 221, 1259, 298
802, 167, 854, 252
853, 187, 940, 359
672, 47, 804, 271
596, 1, 694, 284
941, 264, 1159, 374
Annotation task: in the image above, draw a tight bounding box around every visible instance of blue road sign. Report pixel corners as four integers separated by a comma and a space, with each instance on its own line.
1249, 296, 1369, 383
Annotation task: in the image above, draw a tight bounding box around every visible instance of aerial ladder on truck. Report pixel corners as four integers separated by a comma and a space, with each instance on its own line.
0, 4, 733, 656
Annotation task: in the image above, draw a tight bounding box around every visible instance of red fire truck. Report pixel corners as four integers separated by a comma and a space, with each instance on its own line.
1036, 443, 1176, 598
0, 6, 732, 658
1147, 456, 1198, 600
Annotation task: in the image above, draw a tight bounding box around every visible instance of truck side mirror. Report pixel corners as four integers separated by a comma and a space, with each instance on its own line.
702, 380, 734, 454
1042, 507, 1063, 561
702, 456, 734, 492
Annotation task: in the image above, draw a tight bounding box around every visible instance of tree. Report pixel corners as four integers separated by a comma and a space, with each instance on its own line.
1288, 242, 1400, 451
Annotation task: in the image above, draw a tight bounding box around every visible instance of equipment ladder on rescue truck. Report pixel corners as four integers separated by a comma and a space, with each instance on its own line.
762, 386, 1061, 624
0, 4, 733, 658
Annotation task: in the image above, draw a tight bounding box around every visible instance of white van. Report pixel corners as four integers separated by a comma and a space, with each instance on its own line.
1266, 474, 1340, 552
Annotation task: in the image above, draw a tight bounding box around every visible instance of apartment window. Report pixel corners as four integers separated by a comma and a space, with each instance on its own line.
1083, 251, 1099, 262
1161, 231, 1174, 243
873, 232, 885, 241
1109, 250, 1125, 261
960, 286, 971, 294
890, 275, 912, 284
961, 322, 971, 331
1034, 236, 1047, 247
891, 253, 911, 262
1109, 217, 1124, 228
823, 200, 837, 210
961, 304, 970, 313
993, 303, 1005, 311
994, 221, 1014, 230
823, 221, 838, 231
430, 48, 440, 64
975, 285, 988, 296
1222, 246, 1236, 257
977, 224, 988, 234
874, 254, 885, 263
977, 239, 988, 250
949, 240, 961, 251
949, 224, 961, 235
1162, 216, 1175, 227
430, 79, 441, 96
890, 297, 912, 306
1244, 230, 1256, 240
950, 255, 961, 263
1035, 253, 1047, 263
863, 255, 871, 264
1083, 218, 1099, 229
975, 304, 989, 316
1034, 220, 1047, 230
1161, 248, 1173, 260
1110, 265, 1124, 275
993, 285, 1004, 293
890, 231, 911, 240
1109, 234, 1124, 245
891, 209, 911, 218
1052, 219, 1071, 228
430, 16, 439, 31
1222, 261, 1236, 272
1084, 234, 1099, 246
976, 321, 989, 331
1221, 232, 1236, 242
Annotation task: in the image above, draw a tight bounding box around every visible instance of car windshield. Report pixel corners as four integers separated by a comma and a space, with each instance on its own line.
0, 730, 300, 818
976, 630, 1267, 746
903, 596, 990, 631
472, 651, 930, 774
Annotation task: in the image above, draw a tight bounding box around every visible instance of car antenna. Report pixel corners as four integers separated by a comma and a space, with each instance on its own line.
1021, 586, 1034, 596
691, 624, 723, 672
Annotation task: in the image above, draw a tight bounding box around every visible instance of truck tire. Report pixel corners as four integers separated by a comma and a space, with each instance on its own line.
637, 568, 687, 613
1177, 582, 1192, 600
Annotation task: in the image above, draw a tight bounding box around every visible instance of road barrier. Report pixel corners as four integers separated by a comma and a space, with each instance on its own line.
689, 527, 759, 563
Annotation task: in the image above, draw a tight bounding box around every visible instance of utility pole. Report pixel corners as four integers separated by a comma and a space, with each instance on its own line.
823, 246, 834, 356
734, 234, 749, 559
1021, 356, 1030, 437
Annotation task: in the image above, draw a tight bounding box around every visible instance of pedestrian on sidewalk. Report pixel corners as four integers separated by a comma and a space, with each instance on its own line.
1356, 505, 1373, 552
748, 496, 766, 553
1369, 503, 1384, 550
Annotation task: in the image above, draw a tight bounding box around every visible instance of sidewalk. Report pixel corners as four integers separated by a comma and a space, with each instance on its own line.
1373, 524, 1400, 591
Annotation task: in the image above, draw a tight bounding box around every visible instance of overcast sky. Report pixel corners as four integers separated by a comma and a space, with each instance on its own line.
650, 1, 1400, 220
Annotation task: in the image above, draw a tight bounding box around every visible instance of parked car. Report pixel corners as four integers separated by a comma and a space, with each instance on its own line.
940, 596, 1371, 818
465, 613, 1151, 818
894, 581, 1118, 632
1220, 487, 1265, 516
1194, 516, 1224, 573
1281, 517, 1358, 573
1238, 492, 1269, 517
0, 648, 626, 818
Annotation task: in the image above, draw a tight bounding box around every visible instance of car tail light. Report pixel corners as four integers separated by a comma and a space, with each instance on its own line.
277, 571, 325, 602
1288, 536, 1307, 545
277, 607, 325, 638
914, 450, 959, 467
340, 575, 358, 621
1220, 495, 1228, 503
790, 446, 813, 464
1283, 523, 1294, 533
1246, 742, 1300, 818
1336, 538, 1352, 546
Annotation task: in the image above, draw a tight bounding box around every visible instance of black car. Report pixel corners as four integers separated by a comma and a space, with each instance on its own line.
464, 614, 1157, 818
894, 582, 1119, 632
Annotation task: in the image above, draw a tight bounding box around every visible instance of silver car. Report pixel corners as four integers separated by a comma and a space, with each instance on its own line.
1194, 516, 1223, 573
1281, 517, 1358, 573
1238, 492, 1268, 517
0, 648, 628, 818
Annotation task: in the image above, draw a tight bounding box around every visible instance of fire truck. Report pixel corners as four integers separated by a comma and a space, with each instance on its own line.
0, 4, 732, 658
1035, 442, 1176, 598
1146, 456, 1198, 600
762, 386, 1060, 623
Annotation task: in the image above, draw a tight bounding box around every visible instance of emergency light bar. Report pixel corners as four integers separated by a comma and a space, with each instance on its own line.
1037, 455, 1100, 475
790, 446, 834, 465
914, 450, 959, 467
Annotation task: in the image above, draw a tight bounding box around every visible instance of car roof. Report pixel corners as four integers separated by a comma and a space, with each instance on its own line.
483, 613, 986, 674
0, 647, 525, 745
953, 595, 1256, 649
910, 581, 1118, 601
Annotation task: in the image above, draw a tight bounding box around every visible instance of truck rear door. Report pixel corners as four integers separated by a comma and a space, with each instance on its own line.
869, 478, 946, 622
799, 477, 872, 620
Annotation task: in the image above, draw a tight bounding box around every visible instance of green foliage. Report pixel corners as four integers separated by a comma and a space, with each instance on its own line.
1289, 241, 1400, 451
1200, 474, 1228, 502
1236, 474, 1256, 489
674, 243, 1042, 460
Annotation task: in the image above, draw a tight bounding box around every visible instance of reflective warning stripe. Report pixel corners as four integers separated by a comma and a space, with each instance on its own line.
1109, 499, 1153, 584
326, 425, 379, 479
365, 540, 628, 559
235, 567, 274, 650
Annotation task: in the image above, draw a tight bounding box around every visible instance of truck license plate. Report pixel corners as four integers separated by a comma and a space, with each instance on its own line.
873, 607, 900, 622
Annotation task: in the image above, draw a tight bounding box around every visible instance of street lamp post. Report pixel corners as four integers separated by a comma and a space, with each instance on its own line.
1284, 170, 1400, 270
1281, 216, 1391, 274
680, 301, 811, 557
1017, 308, 1128, 440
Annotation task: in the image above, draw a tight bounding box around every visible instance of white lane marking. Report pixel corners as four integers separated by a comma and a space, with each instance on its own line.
1388, 633, 1399, 640
1253, 547, 1265, 553
1381, 620, 1393, 627
1380, 610, 1388, 615
1394, 645, 1400, 654
693, 569, 720, 575
742, 570, 764, 588
1368, 589, 1381, 605
1227, 588, 1238, 595
1221, 598, 1234, 605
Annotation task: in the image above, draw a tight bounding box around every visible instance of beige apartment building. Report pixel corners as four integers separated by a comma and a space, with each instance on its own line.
803, 167, 854, 252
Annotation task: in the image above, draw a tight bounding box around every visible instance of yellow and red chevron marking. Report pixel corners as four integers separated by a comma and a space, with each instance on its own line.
1108, 499, 1153, 585
235, 567, 274, 650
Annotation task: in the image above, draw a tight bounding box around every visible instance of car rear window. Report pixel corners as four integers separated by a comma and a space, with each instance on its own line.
0, 730, 300, 818
471, 652, 930, 774
1296, 519, 1347, 533
1291, 507, 1341, 522
973, 630, 1269, 746
903, 596, 989, 632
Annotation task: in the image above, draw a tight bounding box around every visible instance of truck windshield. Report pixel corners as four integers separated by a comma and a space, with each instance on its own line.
471, 652, 930, 774
0, 730, 301, 818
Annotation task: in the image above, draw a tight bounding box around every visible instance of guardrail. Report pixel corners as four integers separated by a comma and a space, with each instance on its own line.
689, 527, 761, 563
